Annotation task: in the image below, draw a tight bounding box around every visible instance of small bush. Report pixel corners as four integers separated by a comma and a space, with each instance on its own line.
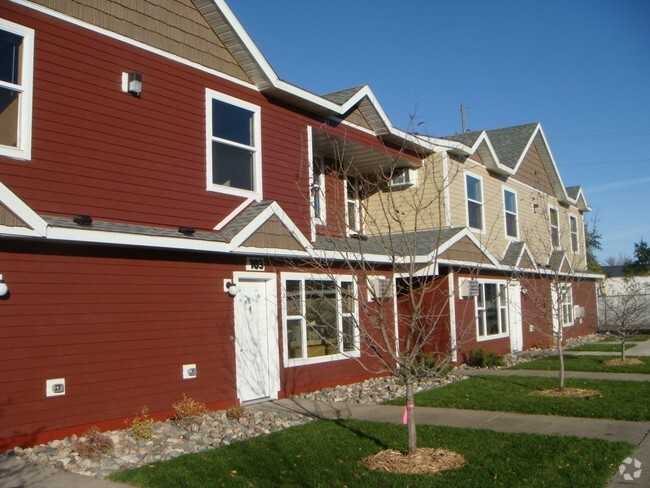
172, 394, 208, 432
126, 406, 155, 441
73, 426, 114, 459
467, 348, 488, 367
226, 404, 246, 421
410, 353, 452, 378
486, 351, 506, 368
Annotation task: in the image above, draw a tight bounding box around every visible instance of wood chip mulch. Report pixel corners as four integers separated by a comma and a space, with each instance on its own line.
531, 388, 602, 398
603, 358, 643, 366
362, 448, 467, 475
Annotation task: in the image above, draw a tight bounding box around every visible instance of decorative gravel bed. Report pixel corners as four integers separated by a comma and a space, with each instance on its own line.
4, 334, 603, 479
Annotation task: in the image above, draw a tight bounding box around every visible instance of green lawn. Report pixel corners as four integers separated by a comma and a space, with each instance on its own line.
389, 377, 650, 421
600, 333, 650, 342
510, 355, 650, 374
568, 343, 634, 352
109, 420, 632, 488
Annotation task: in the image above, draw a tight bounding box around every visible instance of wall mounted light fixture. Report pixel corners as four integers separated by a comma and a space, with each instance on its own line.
122, 72, 142, 97
0, 275, 8, 297
225, 281, 238, 297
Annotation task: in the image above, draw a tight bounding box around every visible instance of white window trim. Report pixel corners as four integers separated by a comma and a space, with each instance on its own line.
475, 279, 510, 342
549, 205, 560, 249
465, 171, 485, 233
205, 89, 262, 199
311, 156, 326, 225
281, 272, 360, 367
503, 187, 519, 240
0, 18, 34, 161
569, 215, 579, 253
345, 178, 361, 235
389, 168, 418, 189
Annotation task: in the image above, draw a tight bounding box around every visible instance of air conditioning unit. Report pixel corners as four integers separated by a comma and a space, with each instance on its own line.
368, 277, 393, 301
573, 305, 585, 319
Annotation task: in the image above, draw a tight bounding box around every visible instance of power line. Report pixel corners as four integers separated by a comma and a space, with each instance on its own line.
550, 129, 650, 142
563, 157, 650, 167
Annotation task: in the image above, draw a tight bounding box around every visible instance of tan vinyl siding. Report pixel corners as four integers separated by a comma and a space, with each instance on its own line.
240, 215, 305, 251
344, 107, 373, 131
30, 0, 252, 83
439, 236, 490, 263
0, 204, 29, 228
513, 141, 554, 195
364, 153, 446, 235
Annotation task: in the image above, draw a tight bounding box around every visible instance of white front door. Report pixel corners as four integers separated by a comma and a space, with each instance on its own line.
508, 282, 524, 352
234, 276, 279, 403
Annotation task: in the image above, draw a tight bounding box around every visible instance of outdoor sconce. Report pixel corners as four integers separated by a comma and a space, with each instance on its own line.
122, 72, 142, 97
225, 281, 238, 297
0, 275, 8, 297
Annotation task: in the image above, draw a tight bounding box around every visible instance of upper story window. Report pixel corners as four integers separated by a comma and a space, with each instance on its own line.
503, 189, 518, 238
0, 19, 34, 160
389, 168, 416, 189
549, 207, 560, 248
283, 275, 359, 365
346, 178, 360, 234
465, 173, 484, 231
569, 215, 579, 252
206, 89, 261, 198
476, 282, 508, 339
311, 157, 326, 223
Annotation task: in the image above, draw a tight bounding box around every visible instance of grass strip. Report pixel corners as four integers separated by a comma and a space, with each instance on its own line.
388, 376, 650, 421
110, 420, 632, 487
569, 343, 634, 352
510, 355, 650, 374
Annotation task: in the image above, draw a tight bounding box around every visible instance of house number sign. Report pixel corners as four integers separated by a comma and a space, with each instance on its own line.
246, 257, 265, 271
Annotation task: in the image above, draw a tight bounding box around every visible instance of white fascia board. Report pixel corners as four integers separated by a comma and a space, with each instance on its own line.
214, 197, 255, 231
233, 246, 313, 259
0, 181, 47, 236
424, 137, 472, 155
45, 226, 231, 253
426, 228, 501, 269
227, 202, 313, 252
313, 249, 395, 264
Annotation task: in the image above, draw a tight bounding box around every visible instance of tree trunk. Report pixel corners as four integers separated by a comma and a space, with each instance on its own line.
557, 333, 565, 391
405, 379, 417, 455
621, 337, 626, 361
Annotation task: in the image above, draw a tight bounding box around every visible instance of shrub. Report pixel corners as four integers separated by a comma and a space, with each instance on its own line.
73, 426, 114, 459
409, 353, 452, 378
226, 404, 246, 421
467, 348, 488, 367
126, 406, 155, 441
172, 394, 208, 432
486, 351, 506, 368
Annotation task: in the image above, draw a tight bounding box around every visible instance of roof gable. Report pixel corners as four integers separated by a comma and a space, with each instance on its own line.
0, 182, 46, 237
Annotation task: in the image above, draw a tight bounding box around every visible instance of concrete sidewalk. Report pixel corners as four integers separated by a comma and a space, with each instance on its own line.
460, 368, 650, 382
252, 398, 650, 487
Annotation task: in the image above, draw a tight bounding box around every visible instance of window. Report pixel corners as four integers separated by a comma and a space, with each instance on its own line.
346, 178, 360, 234
311, 157, 326, 223
559, 283, 574, 327
503, 189, 518, 238
549, 207, 560, 248
569, 215, 579, 252
206, 90, 261, 197
284, 276, 358, 364
0, 19, 34, 160
466, 173, 483, 231
389, 169, 414, 188
476, 282, 508, 339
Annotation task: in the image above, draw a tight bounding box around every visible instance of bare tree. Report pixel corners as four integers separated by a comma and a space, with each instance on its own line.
286, 128, 480, 455
599, 277, 650, 360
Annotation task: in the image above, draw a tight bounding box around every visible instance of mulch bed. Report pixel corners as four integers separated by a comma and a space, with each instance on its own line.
603, 358, 643, 366
363, 448, 467, 475
531, 388, 602, 399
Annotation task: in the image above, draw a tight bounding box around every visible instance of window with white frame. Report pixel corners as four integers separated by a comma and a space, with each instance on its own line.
569, 215, 579, 252
389, 168, 414, 188
476, 282, 508, 339
503, 189, 518, 238
206, 90, 261, 197
346, 178, 360, 234
0, 19, 34, 160
559, 283, 574, 326
311, 157, 326, 223
466, 173, 484, 231
284, 276, 358, 363
549, 207, 560, 248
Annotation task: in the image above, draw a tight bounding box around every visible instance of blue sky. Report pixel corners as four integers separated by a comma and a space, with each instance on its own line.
228, 0, 650, 262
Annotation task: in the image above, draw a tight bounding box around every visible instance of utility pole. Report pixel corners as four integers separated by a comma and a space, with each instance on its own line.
460, 104, 467, 133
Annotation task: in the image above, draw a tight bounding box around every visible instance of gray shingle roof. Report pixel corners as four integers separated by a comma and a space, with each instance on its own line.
218, 200, 274, 242
321, 85, 366, 104
314, 227, 466, 257
485, 123, 538, 169
501, 241, 525, 266
443, 130, 483, 148
548, 249, 567, 271
565, 186, 581, 200
43, 215, 228, 242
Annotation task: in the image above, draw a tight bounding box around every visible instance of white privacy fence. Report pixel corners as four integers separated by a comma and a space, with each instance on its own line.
597, 293, 650, 328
